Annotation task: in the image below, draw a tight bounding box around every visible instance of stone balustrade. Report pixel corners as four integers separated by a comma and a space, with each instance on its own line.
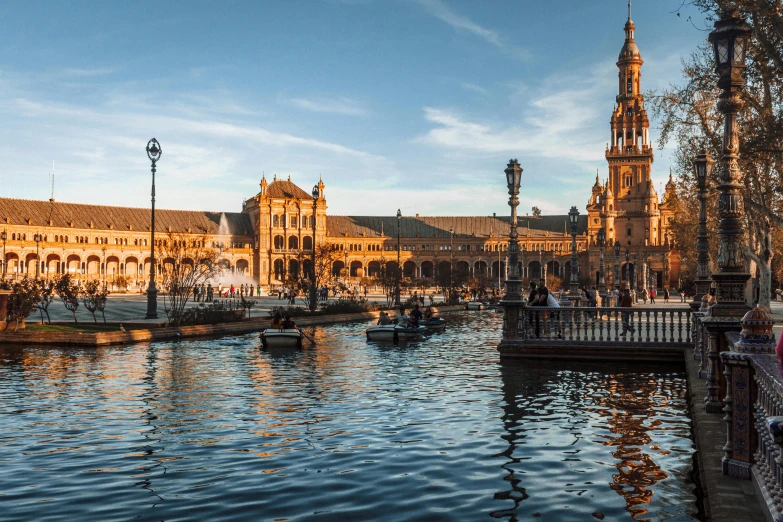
501, 303, 692, 345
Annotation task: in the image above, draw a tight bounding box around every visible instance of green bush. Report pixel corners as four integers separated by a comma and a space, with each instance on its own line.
179, 303, 245, 325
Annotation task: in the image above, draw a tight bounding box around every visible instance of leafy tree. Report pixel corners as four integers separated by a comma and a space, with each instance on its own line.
651, 0, 783, 309
55, 274, 80, 323
35, 279, 56, 325
7, 277, 41, 331
158, 231, 223, 327
81, 279, 109, 323
531, 206, 542, 217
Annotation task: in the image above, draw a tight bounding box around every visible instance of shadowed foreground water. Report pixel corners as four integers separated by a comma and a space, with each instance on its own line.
0, 312, 698, 521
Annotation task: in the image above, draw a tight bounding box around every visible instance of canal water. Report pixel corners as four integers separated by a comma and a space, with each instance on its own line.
0, 312, 698, 521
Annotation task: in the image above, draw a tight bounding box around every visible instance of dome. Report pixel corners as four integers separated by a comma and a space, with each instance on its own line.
735, 306, 776, 352
618, 40, 642, 62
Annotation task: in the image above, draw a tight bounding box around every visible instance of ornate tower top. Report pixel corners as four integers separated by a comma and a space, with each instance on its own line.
317, 174, 325, 199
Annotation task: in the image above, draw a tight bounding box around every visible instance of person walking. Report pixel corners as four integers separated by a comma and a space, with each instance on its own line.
649, 287, 655, 304
207, 283, 213, 302
620, 288, 635, 335
663, 288, 669, 304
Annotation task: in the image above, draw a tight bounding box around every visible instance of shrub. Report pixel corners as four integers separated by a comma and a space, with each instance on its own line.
178, 302, 246, 325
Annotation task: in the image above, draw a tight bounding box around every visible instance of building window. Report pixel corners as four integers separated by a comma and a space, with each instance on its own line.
627, 76, 632, 94
627, 228, 632, 237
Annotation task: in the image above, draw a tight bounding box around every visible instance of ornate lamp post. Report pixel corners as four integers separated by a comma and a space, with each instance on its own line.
613, 240, 621, 293
707, 10, 751, 317
503, 159, 523, 300
624, 249, 630, 289
395, 209, 401, 305
1, 230, 6, 280
632, 253, 639, 293
449, 226, 454, 303
309, 184, 319, 312
568, 206, 579, 297
33, 233, 43, 279
597, 228, 606, 294
145, 138, 161, 319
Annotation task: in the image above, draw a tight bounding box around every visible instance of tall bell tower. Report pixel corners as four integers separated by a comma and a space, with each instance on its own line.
595, 1, 659, 248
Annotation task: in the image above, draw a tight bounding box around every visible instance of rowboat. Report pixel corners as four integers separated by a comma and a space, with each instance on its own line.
366, 324, 427, 342
419, 317, 446, 331
465, 301, 491, 311
260, 328, 303, 349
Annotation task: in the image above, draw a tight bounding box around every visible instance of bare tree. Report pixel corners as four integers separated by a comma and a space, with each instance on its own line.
81, 279, 109, 323
157, 231, 223, 326
651, 1, 783, 309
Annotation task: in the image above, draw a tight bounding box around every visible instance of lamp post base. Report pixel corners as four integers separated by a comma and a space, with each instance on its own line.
145, 284, 158, 319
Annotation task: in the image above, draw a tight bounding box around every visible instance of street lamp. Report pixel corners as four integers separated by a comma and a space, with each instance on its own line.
614, 240, 621, 293
395, 209, 401, 305
568, 206, 580, 297
597, 227, 606, 295
145, 138, 161, 319
503, 159, 523, 300
33, 233, 43, 279
707, 8, 751, 317
0, 230, 6, 280
309, 184, 319, 312
633, 253, 639, 293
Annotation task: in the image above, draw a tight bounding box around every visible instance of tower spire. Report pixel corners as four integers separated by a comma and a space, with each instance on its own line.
628, 0, 632, 22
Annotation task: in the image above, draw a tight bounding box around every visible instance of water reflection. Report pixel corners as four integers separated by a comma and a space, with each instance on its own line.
496, 360, 696, 521
0, 313, 698, 522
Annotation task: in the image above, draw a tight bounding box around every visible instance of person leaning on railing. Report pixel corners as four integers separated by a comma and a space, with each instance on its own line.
620, 288, 635, 335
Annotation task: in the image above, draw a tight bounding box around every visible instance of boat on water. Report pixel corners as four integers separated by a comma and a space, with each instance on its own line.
465, 301, 492, 311
366, 324, 427, 342
260, 328, 304, 349
419, 317, 446, 331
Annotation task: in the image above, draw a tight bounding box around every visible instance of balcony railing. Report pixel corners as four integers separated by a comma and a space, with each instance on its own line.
503, 305, 692, 345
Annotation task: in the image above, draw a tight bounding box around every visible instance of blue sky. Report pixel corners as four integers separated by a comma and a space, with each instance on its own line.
0, 0, 710, 217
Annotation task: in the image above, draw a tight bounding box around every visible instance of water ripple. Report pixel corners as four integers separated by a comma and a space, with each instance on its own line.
0, 312, 698, 521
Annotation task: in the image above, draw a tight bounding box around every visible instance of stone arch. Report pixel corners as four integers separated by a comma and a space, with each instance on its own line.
288, 259, 300, 278
302, 236, 313, 250
528, 260, 542, 280
273, 235, 284, 249
125, 256, 139, 277
66, 254, 81, 275
491, 260, 505, 279
273, 259, 285, 280
288, 236, 299, 250
368, 260, 381, 277
385, 261, 400, 279
403, 260, 416, 278
421, 260, 434, 278
332, 260, 345, 277
474, 260, 488, 276
86, 255, 101, 276
350, 260, 363, 277
45, 253, 61, 276
106, 255, 120, 279
236, 259, 249, 276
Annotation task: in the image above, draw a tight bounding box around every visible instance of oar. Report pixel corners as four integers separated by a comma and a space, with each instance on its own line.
299, 328, 316, 345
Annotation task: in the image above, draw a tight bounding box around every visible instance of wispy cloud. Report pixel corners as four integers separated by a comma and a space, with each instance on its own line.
460, 82, 488, 95
414, 0, 531, 60
59, 67, 117, 77
287, 96, 369, 116
417, 60, 618, 162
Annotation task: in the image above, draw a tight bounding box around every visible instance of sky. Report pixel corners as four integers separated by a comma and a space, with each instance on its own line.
0, 0, 712, 217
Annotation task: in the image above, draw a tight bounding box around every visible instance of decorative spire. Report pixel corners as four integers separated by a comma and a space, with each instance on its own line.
628, 0, 632, 22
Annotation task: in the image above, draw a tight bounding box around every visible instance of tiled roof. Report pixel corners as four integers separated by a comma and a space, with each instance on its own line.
326, 215, 588, 239
266, 180, 313, 200
0, 198, 254, 236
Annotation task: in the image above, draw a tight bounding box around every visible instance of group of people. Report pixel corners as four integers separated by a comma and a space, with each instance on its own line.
377, 304, 438, 327
269, 311, 297, 330
193, 283, 260, 301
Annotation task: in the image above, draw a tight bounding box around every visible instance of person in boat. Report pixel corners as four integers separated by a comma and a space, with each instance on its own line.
270, 312, 283, 329
397, 307, 411, 328
282, 313, 297, 329
409, 304, 422, 327
378, 311, 391, 325
423, 306, 433, 319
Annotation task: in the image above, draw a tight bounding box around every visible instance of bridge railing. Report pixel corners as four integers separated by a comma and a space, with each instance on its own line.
502, 304, 692, 345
